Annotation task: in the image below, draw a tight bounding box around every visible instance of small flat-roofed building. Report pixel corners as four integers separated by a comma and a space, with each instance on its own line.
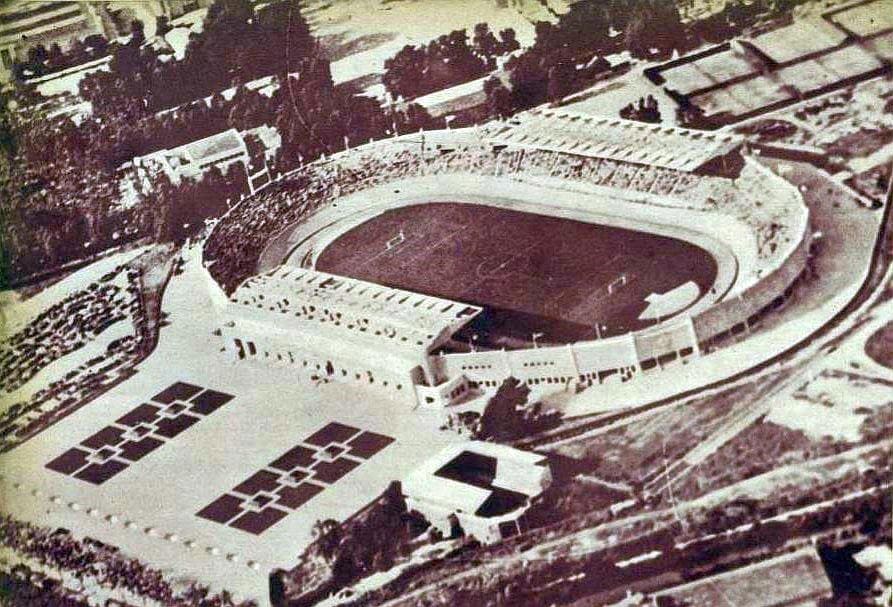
402, 441, 551, 543
133, 128, 248, 187
131, 126, 280, 194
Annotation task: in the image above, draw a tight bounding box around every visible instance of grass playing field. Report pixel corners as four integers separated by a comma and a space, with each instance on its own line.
315, 203, 717, 347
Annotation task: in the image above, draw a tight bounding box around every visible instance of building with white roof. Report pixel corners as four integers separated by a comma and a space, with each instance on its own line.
486, 108, 743, 173
219, 266, 482, 404
402, 441, 551, 543
131, 126, 280, 194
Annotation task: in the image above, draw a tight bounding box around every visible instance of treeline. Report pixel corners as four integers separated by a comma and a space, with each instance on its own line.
0, 104, 150, 287
3, 0, 444, 284
77, 0, 442, 180
271, 482, 426, 607
382, 23, 519, 100
481, 0, 820, 117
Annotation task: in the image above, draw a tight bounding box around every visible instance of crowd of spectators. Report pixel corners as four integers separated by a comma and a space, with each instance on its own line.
0, 266, 139, 393
0, 516, 256, 606
205, 135, 805, 296
1, 563, 87, 607
0, 262, 148, 452
492, 145, 804, 264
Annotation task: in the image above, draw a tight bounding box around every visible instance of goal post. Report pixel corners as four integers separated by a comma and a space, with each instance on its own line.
385, 230, 406, 251
607, 273, 627, 296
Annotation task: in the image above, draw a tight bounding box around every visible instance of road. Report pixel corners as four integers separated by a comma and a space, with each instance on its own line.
369, 479, 889, 607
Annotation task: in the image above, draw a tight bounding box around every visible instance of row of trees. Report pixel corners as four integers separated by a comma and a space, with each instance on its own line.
78, 0, 442, 171
273, 483, 424, 605
445, 377, 561, 441
481, 0, 819, 120
3, 0, 447, 284
81, 0, 315, 115
382, 24, 519, 100
9, 34, 110, 82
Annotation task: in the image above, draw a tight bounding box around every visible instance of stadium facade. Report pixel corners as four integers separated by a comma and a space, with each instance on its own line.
202, 110, 811, 409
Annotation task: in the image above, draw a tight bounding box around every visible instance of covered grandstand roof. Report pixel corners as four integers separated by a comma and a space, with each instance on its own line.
485, 108, 743, 172
230, 266, 482, 351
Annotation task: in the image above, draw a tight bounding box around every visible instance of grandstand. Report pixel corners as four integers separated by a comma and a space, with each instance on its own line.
221, 266, 481, 401
486, 108, 743, 172
202, 113, 810, 406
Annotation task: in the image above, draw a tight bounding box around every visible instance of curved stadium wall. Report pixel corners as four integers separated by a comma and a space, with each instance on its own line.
200, 129, 811, 402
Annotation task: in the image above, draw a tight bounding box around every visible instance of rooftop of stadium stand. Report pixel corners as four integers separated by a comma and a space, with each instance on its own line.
230, 266, 482, 349
485, 108, 744, 172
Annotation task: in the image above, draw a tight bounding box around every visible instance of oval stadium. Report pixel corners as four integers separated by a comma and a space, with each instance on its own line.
202, 108, 811, 408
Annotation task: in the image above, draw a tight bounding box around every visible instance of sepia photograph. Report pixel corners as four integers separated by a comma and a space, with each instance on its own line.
0, 0, 891, 605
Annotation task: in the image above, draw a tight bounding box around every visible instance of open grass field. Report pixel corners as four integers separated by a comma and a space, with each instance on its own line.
314, 203, 717, 346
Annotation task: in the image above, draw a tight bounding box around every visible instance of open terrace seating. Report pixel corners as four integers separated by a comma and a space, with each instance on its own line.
0, 263, 149, 452
205, 134, 804, 303
0, 265, 141, 394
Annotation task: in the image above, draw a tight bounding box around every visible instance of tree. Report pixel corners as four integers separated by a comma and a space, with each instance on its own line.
83, 34, 109, 56
47, 43, 63, 70
311, 519, 343, 560
130, 18, 146, 46
155, 14, 172, 37
478, 377, 530, 440
621, 94, 661, 123
472, 22, 500, 61
498, 28, 519, 54
547, 61, 576, 102
382, 28, 489, 100
483, 76, 513, 119
508, 50, 549, 108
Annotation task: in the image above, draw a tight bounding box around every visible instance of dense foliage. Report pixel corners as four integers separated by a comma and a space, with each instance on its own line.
1, 0, 441, 285
382, 24, 518, 100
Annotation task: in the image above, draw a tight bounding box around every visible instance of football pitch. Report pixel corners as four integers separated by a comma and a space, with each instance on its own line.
315, 202, 718, 346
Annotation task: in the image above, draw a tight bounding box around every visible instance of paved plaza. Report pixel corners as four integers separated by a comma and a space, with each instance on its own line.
0, 249, 459, 602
